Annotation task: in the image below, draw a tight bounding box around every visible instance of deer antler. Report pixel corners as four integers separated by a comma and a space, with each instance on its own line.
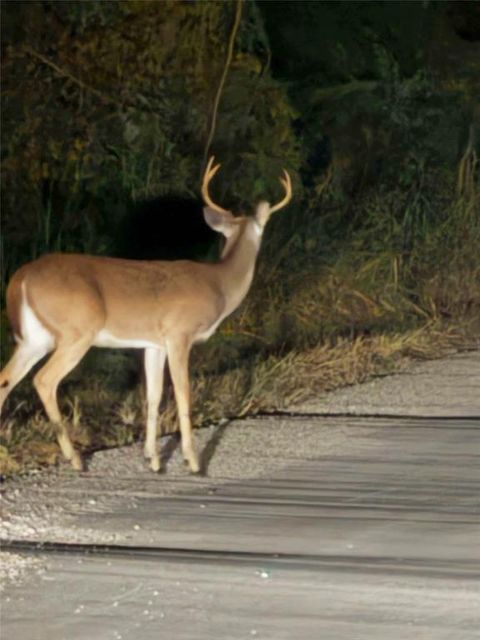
269, 170, 292, 214
201, 156, 231, 215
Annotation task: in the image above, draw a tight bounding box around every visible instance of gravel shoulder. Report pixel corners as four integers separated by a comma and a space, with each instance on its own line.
1, 349, 479, 592
296, 349, 480, 417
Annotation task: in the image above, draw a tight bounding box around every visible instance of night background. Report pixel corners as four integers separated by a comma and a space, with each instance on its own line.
1, 0, 479, 473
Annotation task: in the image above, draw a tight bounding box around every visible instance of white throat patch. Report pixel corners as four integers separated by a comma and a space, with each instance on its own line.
252, 202, 270, 238
252, 220, 263, 237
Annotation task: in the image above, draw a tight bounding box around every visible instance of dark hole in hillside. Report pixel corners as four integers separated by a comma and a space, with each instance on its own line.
118, 196, 219, 262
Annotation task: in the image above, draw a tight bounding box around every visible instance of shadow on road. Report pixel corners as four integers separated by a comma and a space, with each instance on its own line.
160, 432, 181, 470
200, 420, 230, 475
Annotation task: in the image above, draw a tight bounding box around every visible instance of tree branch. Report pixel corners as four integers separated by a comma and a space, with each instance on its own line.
23, 47, 106, 102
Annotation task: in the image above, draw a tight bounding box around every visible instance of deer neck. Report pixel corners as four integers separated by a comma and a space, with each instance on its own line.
215, 221, 262, 316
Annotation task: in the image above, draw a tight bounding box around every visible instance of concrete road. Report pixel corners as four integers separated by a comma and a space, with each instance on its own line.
3, 542, 479, 640
1, 351, 480, 639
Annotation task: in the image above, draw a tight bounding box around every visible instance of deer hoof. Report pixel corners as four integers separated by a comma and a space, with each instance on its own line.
70, 452, 84, 472
150, 456, 161, 473
188, 458, 200, 474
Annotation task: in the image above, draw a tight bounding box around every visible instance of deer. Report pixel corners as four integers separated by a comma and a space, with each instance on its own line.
0, 157, 292, 474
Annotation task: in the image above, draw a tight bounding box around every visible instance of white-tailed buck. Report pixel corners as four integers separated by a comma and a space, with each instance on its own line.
0, 158, 292, 473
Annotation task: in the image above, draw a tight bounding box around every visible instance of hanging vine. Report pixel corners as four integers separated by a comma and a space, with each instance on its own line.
201, 0, 244, 174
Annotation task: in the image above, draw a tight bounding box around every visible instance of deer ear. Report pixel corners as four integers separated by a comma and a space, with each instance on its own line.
203, 207, 237, 237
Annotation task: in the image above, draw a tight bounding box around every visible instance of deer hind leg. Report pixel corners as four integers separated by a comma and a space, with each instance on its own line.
0, 342, 50, 417
33, 336, 93, 471
144, 346, 167, 472
166, 337, 199, 474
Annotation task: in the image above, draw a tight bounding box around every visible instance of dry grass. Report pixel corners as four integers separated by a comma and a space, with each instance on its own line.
0, 317, 477, 477
193, 318, 478, 417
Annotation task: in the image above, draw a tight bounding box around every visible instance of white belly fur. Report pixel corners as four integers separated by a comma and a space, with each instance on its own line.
18, 310, 224, 353
18, 283, 158, 351
93, 329, 159, 349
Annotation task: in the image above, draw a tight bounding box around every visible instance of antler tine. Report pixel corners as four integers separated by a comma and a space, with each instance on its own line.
201, 155, 231, 215
205, 155, 219, 178
269, 169, 293, 214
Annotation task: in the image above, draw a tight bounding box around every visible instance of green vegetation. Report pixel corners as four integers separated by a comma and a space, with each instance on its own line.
1, 1, 479, 475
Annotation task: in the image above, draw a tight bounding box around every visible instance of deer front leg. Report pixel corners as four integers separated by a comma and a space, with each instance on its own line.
166, 337, 200, 474
144, 347, 167, 472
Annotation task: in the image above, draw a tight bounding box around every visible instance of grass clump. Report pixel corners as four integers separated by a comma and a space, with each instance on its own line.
0, 317, 477, 476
